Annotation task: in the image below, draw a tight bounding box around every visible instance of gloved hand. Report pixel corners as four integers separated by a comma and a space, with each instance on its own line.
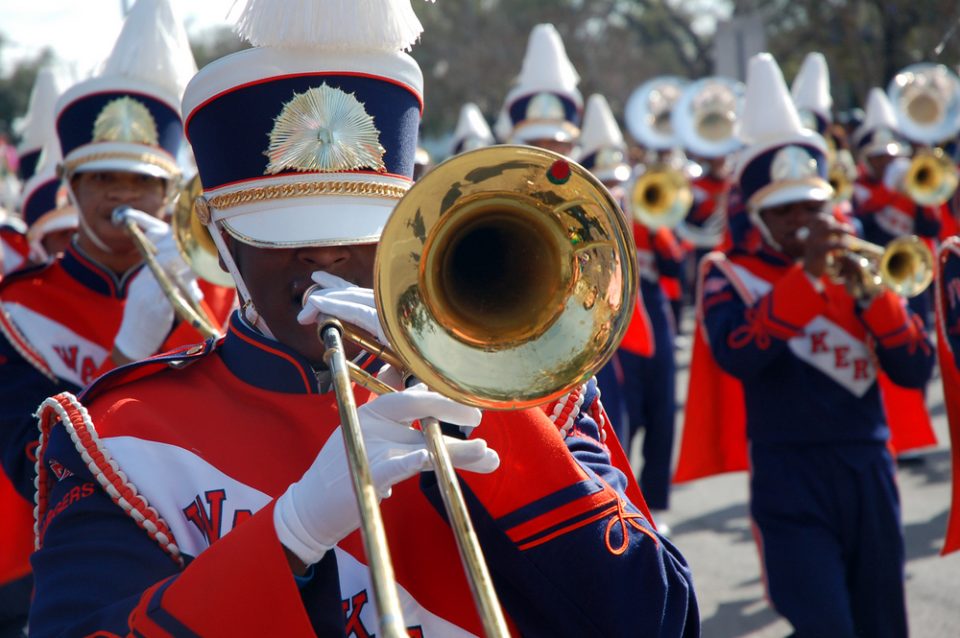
273, 385, 500, 565
298, 271, 387, 346
113, 267, 176, 360
122, 208, 203, 303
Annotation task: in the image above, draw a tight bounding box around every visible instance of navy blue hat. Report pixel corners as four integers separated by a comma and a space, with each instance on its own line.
183, 10, 424, 248
54, 0, 196, 180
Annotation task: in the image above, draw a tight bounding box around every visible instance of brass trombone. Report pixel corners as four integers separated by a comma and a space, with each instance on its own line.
311, 145, 638, 636
629, 166, 692, 229
903, 147, 959, 207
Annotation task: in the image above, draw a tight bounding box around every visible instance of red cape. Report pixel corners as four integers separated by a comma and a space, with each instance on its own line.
935, 239, 960, 555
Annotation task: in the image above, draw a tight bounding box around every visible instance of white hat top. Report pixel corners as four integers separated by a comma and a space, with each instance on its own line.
738, 53, 810, 149
99, 0, 198, 104
513, 23, 581, 101
450, 103, 494, 154
860, 87, 900, 135
790, 51, 832, 124
16, 68, 65, 155
579, 94, 625, 157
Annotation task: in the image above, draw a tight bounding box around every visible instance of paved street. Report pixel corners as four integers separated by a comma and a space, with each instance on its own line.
627, 314, 960, 637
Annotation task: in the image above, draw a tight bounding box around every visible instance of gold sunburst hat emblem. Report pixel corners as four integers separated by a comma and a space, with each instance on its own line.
92, 96, 159, 145
265, 83, 386, 175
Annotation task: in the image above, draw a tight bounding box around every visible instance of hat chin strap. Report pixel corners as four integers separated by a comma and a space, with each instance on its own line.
66, 184, 115, 254
206, 216, 276, 340
749, 207, 784, 253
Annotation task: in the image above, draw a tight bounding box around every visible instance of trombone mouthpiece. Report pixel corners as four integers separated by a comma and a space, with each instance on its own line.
795, 227, 810, 241
111, 205, 132, 226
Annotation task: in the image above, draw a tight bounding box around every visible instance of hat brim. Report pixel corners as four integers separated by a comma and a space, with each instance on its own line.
218, 196, 394, 248
756, 182, 833, 210
511, 121, 579, 144
72, 158, 175, 180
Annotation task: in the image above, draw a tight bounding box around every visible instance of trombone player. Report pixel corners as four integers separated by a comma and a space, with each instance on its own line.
28, 1, 698, 637
687, 53, 932, 638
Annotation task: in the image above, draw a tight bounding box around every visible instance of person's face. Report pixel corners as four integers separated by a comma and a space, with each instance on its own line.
40, 228, 75, 257
865, 154, 897, 180
525, 137, 575, 157
71, 171, 168, 256
229, 238, 378, 364
758, 199, 828, 258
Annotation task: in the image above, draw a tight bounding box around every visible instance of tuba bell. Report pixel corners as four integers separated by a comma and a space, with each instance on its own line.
671, 76, 745, 159
625, 76, 689, 151
887, 62, 960, 146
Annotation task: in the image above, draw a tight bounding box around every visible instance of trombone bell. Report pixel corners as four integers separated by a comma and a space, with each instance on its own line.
837, 235, 933, 298
375, 145, 637, 410
629, 167, 693, 229
904, 148, 960, 207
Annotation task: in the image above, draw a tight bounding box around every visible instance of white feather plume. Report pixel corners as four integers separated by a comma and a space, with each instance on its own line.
233, 0, 435, 52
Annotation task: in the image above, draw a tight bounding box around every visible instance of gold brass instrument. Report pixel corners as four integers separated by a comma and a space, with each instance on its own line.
903, 147, 960, 207
827, 149, 857, 203
112, 205, 222, 339
829, 234, 934, 298
629, 165, 693, 229
314, 145, 638, 636
173, 174, 236, 288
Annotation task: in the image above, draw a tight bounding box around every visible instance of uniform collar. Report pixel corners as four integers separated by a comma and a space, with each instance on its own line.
60, 241, 142, 299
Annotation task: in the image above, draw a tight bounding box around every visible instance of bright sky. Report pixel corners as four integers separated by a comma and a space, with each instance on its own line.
0, 0, 237, 76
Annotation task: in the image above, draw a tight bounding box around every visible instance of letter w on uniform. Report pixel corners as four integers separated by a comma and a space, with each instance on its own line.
183, 489, 252, 544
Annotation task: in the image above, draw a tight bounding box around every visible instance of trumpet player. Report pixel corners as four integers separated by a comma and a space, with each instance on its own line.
689, 54, 932, 638
28, 3, 698, 637
0, 2, 235, 631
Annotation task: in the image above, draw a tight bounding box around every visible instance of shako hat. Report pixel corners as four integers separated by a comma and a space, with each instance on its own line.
790, 52, 833, 135
852, 88, 911, 159
736, 53, 832, 213
16, 68, 65, 182
578, 93, 631, 183
182, 0, 424, 248
449, 103, 494, 156
55, 0, 196, 181
504, 24, 582, 144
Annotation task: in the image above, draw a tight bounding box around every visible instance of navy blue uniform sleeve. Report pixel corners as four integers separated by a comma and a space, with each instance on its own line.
0, 335, 71, 500
422, 379, 699, 637
29, 425, 181, 637
701, 261, 827, 381
942, 249, 960, 369
857, 291, 935, 389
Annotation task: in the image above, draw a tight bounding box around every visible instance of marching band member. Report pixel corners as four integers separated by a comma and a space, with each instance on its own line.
935, 237, 960, 555
28, 1, 699, 636
19, 130, 79, 265
581, 93, 682, 529
504, 23, 582, 157
686, 53, 931, 637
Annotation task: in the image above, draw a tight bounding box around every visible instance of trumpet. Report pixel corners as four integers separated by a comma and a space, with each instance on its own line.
903, 147, 959, 207
629, 165, 693, 229
799, 226, 934, 298
315, 145, 638, 636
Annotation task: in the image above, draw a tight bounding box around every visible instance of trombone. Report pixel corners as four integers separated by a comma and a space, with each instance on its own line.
628, 165, 692, 230
112, 175, 232, 340
309, 145, 638, 636
903, 147, 959, 207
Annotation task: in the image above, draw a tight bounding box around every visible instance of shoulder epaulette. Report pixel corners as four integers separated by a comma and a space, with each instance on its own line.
79, 337, 221, 403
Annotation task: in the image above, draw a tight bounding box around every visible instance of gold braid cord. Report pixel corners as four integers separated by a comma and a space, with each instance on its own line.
63, 151, 180, 177
207, 180, 409, 210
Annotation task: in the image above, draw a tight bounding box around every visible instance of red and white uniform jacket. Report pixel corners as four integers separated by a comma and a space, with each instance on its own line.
674, 247, 936, 482
29, 312, 699, 637
0, 242, 233, 596
935, 236, 960, 554
0, 222, 31, 280
852, 175, 944, 246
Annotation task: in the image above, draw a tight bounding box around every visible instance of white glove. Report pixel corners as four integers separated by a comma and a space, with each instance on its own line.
123, 208, 203, 303
883, 156, 912, 192
274, 385, 500, 565
113, 267, 175, 360
297, 271, 387, 346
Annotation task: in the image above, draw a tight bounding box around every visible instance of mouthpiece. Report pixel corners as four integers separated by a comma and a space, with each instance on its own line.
111, 205, 132, 226
795, 227, 810, 241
